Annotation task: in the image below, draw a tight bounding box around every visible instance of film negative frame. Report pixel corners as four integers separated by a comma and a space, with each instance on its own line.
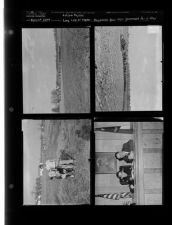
5, 9, 168, 222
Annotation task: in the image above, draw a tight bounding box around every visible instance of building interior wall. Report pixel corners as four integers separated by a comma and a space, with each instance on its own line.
95, 121, 163, 205
95, 122, 132, 205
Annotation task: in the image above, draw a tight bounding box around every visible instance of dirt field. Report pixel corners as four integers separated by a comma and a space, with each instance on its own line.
60, 28, 90, 113
40, 120, 90, 205
95, 26, 130, 111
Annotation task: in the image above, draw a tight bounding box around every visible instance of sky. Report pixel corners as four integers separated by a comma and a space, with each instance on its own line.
22, 29, 56, 113
129, 26, 162, 111
22, 120, 41, 205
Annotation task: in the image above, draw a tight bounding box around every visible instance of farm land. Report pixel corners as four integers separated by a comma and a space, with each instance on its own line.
35, 119, 91, 205
52, 28, 90, 113
95, 26, 130, 111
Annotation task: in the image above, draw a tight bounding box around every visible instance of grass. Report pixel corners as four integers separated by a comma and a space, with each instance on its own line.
95, 26, 130, 111
40, 119, 90, 205
60, 28, 90, 113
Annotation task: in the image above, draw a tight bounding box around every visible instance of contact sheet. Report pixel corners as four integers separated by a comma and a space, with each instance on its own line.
5, 9, 167, 223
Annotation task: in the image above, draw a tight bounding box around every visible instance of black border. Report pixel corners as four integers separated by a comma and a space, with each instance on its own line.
5, 9, 169, 223
94, 119, 165, 208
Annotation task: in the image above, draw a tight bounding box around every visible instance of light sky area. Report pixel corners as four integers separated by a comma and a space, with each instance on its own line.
22, 27, 162, 112
22, 29, 56, 113
22, 120, 41, 205
129, 26, 162, 111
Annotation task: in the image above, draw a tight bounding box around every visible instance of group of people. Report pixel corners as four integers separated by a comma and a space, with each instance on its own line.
39, 153, 75, 180
115, 139, 135, 193
47, 158, 75, 180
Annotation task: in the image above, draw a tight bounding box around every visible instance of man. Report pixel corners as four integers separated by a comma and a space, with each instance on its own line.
48, 169, 61, 179
45, 159, 57, 171
116, 165, 134, 185
115, 139, 134, 163
57, 158, 75, 170
59, 159, 74, 166
121, 139, 134, 152
39, 163, 44, 169
48, 168, 74, 180
45, 158, 74, 171
56, 166, 74, 175
129, 181, 135, 194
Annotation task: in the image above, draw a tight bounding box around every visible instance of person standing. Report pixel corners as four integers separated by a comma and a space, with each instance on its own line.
59, 159, 74, 166
57, 157, 75, 170
48, 168, 74, 180
45, 159, 57, 171
116, 165, 134, 185
115, 139, 134, 163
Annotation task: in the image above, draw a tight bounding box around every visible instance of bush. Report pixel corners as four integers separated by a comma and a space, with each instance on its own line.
52, 104, 60, 113
51, 89, 61, 104
75, 123, 91, 140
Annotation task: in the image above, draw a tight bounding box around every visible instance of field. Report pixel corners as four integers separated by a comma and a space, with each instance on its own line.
95, 26, 130, 111
40, 120, 91, 205
54, 28, 90, 113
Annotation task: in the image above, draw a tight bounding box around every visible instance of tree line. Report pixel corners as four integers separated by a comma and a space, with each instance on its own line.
51, 88, 61, 113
